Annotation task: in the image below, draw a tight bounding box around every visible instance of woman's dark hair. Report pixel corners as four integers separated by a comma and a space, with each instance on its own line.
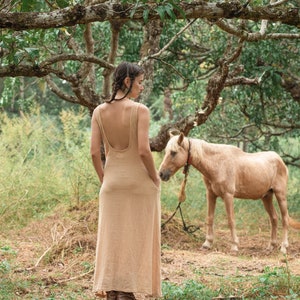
107, 62, 144, 103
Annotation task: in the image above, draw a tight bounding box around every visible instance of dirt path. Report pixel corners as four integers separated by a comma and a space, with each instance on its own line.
1, 203, 300, 299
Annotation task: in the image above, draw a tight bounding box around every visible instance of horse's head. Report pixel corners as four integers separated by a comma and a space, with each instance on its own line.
159, 131, 189, 181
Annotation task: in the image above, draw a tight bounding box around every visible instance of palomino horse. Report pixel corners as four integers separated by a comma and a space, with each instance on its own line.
159, 132, 300, 253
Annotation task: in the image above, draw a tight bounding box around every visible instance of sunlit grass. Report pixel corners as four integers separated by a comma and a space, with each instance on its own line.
0, 108, 98, 232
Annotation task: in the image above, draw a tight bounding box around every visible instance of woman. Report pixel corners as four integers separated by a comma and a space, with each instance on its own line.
90, 62, 161, 300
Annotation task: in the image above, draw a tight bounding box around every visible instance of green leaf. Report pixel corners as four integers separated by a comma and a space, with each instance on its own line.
170, 2, 186, 19
155, 6, 166, 21
24, 47, 39, 59
165, 4, 176, 21
130, 4, 139, 19
143, 8, 150, 23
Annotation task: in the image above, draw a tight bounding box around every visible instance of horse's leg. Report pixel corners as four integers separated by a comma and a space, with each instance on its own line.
262, 191, 278, 251
202, 188, 217, 250
274, 189, 289, 254
223, 193, 239, 252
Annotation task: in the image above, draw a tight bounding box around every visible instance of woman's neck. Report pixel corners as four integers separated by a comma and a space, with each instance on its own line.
114, 91, 130, 101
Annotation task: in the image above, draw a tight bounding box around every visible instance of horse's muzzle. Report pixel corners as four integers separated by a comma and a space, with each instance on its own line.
159, 169, 171, 181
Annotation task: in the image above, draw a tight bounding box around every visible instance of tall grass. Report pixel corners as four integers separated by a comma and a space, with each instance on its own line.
0, 108, 98, 231
1, 108, 299, 233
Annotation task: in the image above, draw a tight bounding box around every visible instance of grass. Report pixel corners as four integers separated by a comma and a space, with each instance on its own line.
1, 108, 300, 299
0, 108, 98, 231
1, 255, 300, 300
161, 263, 300, 299
162, 280, 217, 300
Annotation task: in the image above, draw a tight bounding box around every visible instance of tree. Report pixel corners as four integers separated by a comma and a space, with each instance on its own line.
0, 0, 299, 164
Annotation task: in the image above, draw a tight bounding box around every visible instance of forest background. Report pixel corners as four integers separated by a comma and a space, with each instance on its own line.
1, 0, 300, 299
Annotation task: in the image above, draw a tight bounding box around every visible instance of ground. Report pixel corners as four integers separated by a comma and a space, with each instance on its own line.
1, 200, 300, 299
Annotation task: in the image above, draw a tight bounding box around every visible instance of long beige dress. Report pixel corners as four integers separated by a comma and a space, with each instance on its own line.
93, 103, 161, 297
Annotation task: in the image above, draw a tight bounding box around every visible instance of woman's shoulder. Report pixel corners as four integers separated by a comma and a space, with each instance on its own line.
134, 102, 150, 122
134, 102, 149, 113
94, 102, 108, 112
92, 103, 107, 120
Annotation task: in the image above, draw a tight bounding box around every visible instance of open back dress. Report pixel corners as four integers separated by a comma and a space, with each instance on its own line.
93, 103, 161, 298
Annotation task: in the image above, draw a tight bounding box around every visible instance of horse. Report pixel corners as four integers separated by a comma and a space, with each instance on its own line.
159, 132, 300, 254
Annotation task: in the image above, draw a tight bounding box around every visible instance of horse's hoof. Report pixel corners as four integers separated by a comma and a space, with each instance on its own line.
201, 241, 212, 250
200, 246, 211, 252
230, 245, 239, 252
279, 242, 288, 255
280, 247, 287, 255
266, 246, 275, 254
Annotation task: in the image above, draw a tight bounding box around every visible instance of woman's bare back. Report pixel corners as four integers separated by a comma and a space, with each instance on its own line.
99, 100, 137, 150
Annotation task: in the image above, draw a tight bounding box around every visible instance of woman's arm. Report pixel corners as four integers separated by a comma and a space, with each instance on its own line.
90, 109, 104, 184
137, 104, 160, 187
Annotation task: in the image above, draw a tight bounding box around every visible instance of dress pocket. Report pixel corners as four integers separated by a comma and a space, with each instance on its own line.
149, 177, 161, 191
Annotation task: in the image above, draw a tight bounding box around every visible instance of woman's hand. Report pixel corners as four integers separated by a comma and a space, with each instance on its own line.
152, 174, 161, 188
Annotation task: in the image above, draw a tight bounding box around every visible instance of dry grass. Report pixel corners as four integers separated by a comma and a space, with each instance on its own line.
2, 199, 300, 299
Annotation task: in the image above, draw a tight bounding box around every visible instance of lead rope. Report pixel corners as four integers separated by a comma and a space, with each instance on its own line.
161, 139, 200, 234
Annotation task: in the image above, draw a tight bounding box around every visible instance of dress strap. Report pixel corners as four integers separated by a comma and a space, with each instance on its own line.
95, 108, 110, 150
130, 103, 140, 142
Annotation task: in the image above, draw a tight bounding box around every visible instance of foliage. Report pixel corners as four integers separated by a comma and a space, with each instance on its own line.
162, 269, 300, 299
0, 108, 96, 231
185, 28, 300, 162
1, 2, 300, 158
249, 265, 300, 299
162, 280, 217, 299
0, 76, 74, 114
124, 0, 186, 23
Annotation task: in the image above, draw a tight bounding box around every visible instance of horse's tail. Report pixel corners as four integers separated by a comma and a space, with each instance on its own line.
288, 216, 300, 229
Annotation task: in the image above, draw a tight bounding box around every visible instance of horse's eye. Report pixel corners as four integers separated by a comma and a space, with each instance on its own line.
170, 151, 177, 157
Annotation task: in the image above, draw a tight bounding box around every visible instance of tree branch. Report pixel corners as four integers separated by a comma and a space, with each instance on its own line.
0, 54, 114, 78
150, 38, 245, 151
40, 54, 114, 69
1, 1, 300, 31
101, 20, 124, 100
143, 19, 196, 61
215, 18, 300, 41
225, 76, 259, 87
139, 19, 163, 104
45, 76, 79, 104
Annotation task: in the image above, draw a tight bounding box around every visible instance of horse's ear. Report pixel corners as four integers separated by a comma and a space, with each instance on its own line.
168, 128, 180, 137
177, 132, 184, 145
